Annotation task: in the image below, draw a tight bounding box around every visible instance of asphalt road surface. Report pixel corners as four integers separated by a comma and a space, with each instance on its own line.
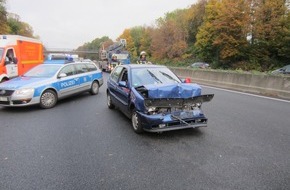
1, 73, 290, 190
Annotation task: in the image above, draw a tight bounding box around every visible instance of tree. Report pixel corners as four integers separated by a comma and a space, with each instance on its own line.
139, 27, 153, 57
195, 0, 220, 66
151, 9, 189, 61
212, 0, 251, 65
186, 0, 207, 46
7, 14, 34, 37
251, 0, 290, 70
0, 0, 9, 33
76, 36, 112, 60
130, 26, 145, 58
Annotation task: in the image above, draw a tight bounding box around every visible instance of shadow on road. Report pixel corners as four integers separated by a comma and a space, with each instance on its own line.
0, 92, 94, 113
141, 128, 204, 139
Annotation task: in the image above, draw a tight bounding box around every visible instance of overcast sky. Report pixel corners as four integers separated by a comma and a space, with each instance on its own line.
7, 0, 197, 49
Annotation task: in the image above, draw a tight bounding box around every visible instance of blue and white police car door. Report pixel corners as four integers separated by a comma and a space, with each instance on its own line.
75, 64, 91, 91
57, 65, 80, 97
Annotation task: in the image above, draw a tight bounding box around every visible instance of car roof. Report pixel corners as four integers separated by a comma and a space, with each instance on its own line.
120, 64, 166, 69
43, 61, 95, 66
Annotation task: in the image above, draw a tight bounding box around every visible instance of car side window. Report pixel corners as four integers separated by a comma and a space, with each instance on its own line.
75, 64, 88, 74
59, 65, 75, 77
5, 49, 16, 65
111, 66, 123, 83
120, 69, 128, 82
87, 64, 97, 72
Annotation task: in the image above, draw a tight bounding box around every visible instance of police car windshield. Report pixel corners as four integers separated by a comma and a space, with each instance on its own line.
23, 64, 62, 78
131, 67, 181, 87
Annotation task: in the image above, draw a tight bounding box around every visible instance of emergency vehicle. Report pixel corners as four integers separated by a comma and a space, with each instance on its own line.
0, 61, 103, 109
0, 35, 44, 82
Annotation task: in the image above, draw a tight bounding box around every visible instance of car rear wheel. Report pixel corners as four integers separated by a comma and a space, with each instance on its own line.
107, 92, 115, 109
40, 90, 57, 109
131, 109, 143, 134
90, 81, 99, 95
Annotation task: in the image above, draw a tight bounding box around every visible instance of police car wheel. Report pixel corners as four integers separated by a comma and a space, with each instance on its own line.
131, 109, 143, 134
40, 90, 57, 109
107, 93, 115, 109
90, 81, 99, 95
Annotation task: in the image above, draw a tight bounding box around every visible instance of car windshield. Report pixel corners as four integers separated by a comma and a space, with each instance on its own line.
283, 65, 290, 72
23, 64, 62, 78
131, 67, 181, 87
0, 48, 3, 62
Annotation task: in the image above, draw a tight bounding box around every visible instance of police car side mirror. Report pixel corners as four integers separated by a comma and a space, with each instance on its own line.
58, 73, 67, 78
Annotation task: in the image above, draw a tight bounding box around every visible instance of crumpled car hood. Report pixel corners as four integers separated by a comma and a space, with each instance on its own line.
143, 83, 201, 99
144, 94, 214, 108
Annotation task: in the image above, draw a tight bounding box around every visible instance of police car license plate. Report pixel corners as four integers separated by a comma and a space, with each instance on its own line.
0, 97, 8, 101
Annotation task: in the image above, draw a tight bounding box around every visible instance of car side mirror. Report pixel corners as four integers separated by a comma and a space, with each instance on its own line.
118, 81, 127, 88
58, 73, 67, 78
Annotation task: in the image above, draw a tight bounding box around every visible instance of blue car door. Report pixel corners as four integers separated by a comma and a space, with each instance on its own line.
115, 69, 130, 115
108, 66, 124, 108
75, 63, 91, 91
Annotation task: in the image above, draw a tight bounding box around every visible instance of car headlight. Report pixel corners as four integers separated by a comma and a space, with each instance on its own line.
14, 88, 35, 96
148, 107, 157, 112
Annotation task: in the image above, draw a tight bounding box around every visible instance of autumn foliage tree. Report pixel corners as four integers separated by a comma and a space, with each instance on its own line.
0, 0, 9, 34
195, 0, 289, 70
250, 0, 290, 70
139, 27, 153, 57
151, 9, 189, 61
185, 0, 207, 53
88, 0, 290, 70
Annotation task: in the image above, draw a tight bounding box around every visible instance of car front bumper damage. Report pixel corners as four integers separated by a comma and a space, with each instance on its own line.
139, 94, 214, 132
137, 110, 208, 132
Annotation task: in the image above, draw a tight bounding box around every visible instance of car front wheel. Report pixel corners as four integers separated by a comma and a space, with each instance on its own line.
107, 92, 115, 109
131, 109, 143, 134
40, 90, 57, 109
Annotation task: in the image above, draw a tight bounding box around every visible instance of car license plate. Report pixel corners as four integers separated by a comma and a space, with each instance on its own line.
173, 110, 201, 119
180, 111, 194, 119
0, 96, 8, 101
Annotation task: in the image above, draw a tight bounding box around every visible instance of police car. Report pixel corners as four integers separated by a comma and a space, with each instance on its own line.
0, 61, 103, 108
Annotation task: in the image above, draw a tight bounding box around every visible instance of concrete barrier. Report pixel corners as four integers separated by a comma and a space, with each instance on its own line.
170, 67, 290, 100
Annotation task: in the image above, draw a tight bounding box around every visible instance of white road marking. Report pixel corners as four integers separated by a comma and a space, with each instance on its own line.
202, 85, 290, 103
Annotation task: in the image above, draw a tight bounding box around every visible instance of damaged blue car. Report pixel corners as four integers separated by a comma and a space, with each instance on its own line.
107, 64, 214, 133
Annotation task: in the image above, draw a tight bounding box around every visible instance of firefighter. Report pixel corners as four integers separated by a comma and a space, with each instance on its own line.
111, 55, 118, 63
137, 51, 150, 64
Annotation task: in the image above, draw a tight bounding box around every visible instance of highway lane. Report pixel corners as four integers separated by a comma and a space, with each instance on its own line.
0, 72, 289, 190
